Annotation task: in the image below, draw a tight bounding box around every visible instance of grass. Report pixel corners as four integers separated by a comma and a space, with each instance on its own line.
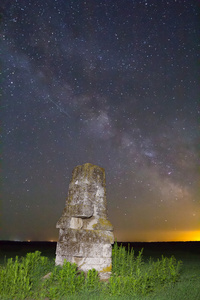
0, 242, 199, 299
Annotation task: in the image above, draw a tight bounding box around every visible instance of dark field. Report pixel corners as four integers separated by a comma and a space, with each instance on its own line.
0, 241, 200, 299
0, 241, 57, 264
0, 240, 199, 265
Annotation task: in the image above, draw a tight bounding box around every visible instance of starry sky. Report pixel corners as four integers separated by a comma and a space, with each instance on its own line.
1, 0, 200, 242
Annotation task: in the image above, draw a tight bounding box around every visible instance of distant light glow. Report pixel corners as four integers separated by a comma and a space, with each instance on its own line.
115, 231, 200, 242
179, 231, 200, 242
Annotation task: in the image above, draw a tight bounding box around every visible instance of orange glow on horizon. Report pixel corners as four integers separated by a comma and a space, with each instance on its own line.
177, 231, 200, 242
115, 230, 200, 242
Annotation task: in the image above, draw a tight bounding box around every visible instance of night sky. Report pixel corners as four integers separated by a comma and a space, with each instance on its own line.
1, 0, 199, 242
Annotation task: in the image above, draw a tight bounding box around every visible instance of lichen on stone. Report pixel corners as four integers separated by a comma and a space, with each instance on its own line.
100, 264, 112, 273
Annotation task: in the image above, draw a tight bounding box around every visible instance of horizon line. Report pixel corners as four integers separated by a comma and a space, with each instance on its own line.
0, 239, 200, 243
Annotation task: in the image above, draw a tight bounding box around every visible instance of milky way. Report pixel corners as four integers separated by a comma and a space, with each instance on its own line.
1, 0, 199, 241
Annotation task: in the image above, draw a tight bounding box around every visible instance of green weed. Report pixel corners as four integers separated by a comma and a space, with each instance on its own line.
41, 260, 85, 299
0, 251, 54, 300
0, 243, 184, 299
107, 243, 182, 297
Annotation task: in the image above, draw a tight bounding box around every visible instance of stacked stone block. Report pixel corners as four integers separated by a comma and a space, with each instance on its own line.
55, 163, 114, 280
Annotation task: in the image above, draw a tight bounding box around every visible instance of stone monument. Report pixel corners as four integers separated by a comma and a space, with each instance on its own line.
55, 163, 114, 280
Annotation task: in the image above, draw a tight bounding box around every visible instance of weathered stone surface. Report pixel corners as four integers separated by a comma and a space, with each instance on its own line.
57, 228, 114, 244
56, 242, 112, 258
55, 163, 114, 280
